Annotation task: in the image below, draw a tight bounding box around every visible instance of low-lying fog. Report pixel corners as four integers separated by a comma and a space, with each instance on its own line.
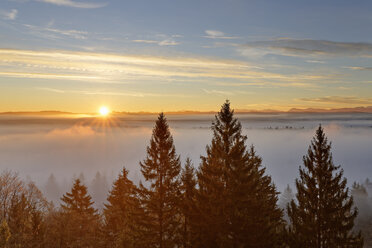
0, 113, 371, 207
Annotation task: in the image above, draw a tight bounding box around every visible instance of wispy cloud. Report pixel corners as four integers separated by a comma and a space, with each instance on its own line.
132, 37, 180, 46
37, 87, 146, 97
0, 9, 18, 20
36, 0, 107, 9
240, 39, 372, 58
299, 96, 372, 105
36, 87, 191, 98
132, 39, 179, 46
0, 48, 333, 86
306, 60, 325, 64
37, 87, 66, 93
24, 24, 88, 40
344, 66, 372, 71
203, 30, 238, 39
158, 39, 179, 46
0, 71, 105, 81
203, 89, 234, 96
132, 40, 158, 44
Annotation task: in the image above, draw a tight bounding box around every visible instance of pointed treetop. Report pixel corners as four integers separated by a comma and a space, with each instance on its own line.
156, 112, 167, 128
217, 100, 234, 123
61, 178, 97, 215
181, 158, 196, 184
287, 125, 363, 247
315, 124, 326, 143
285, 184, 292, 193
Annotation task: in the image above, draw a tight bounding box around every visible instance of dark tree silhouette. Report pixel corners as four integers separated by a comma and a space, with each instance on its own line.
180, 158, 197, 248
287, 125, 363, 247
139, 113, 182, 248
58, 179, 101, 248
104, 167, 143, 248
197, 100, 284, 247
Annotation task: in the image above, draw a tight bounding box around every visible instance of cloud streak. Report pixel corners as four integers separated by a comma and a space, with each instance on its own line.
203, 89, 234, 96
344, 66, 372, 71
0, 71, 104, 81
204, 30, 238, 39
36, 0, 107, 9
0, 48, 331, 85
36, 87, 192, 98
132, 39, 179, 46
24, 24, 88, 40
299, 96, 372, 105
240, 39, 372, 58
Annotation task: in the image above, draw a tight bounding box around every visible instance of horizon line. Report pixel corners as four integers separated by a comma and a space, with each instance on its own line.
1, 106, 372, 116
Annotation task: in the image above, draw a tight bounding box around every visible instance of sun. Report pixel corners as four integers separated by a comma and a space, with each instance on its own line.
99, 106, 110, 116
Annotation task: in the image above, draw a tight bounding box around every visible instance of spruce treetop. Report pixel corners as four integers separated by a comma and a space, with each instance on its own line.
197, 100, 283, 247
61, 179, 97, 216
105, 167, 138, 212
140, 112, 181, 185
139, 112, 182, 248
211, 100, 245, 153
288, 125, 363, 247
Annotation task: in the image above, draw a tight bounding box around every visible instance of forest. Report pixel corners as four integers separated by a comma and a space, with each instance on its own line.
0, 101, 371, 248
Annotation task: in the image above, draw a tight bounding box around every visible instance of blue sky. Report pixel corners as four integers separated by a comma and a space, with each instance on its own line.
0, 0, 371, 112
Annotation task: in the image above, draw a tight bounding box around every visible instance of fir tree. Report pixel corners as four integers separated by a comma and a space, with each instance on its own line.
180, 158, 197, 248
287, 125, 363, 247
363, 178, 372, 195
44, 173, 60, 205
280, 185, 294, 209
104, 167, 143, 248
59, 179, 100, 248
139, 113, 182, 248
279, 184, 294, 222
352, 182, 372, 247
197, 100, 283, 247
91, 171, 109, 209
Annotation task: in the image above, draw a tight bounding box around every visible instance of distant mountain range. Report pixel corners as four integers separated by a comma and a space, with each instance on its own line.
1, 106, 372, 116
287, 106, 372, 113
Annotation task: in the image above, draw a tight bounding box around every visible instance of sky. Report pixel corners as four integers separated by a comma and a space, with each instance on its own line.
0, 0, 372, 113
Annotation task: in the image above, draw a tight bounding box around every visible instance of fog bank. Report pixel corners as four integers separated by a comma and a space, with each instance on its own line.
0, 113, 371, 205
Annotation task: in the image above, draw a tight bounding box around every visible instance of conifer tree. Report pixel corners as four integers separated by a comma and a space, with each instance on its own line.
91, 171, 109, 209
197, 100, 283, 247
139, 113, 182, 248
364, 178, 372, 195
44, 173, 60, 205
287, 125, 363, 247
180, 158, 197, 248
104, 168, 143, 248
352, 183, 372, 247
59, 179, 100, 248
279, 185, 294, 222
280, 185, 294, 208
